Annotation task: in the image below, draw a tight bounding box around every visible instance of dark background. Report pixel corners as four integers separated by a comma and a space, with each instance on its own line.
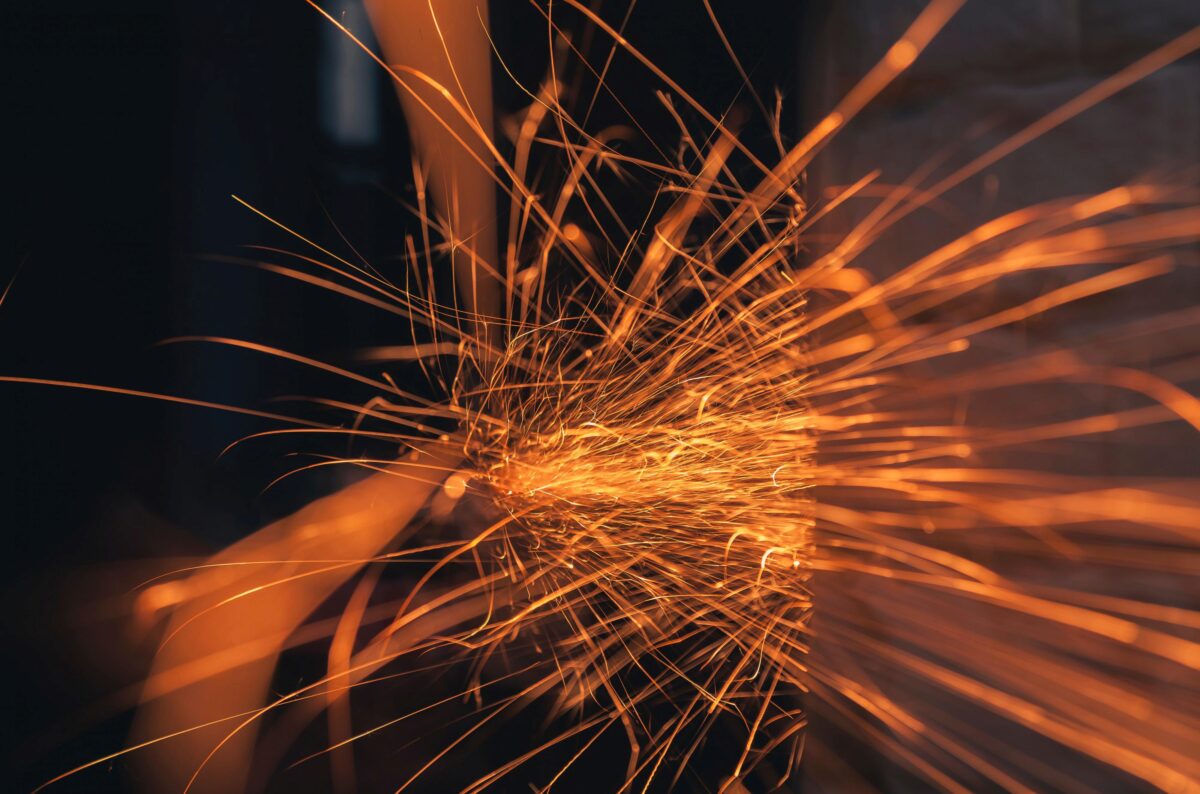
5, 0, 1198, 791
3, 2, 803, 790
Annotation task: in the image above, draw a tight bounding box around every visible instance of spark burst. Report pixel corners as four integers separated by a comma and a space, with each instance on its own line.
14, 1, 1200, 792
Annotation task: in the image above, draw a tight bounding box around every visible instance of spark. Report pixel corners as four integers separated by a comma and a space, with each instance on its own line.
14, 3, 1200, 793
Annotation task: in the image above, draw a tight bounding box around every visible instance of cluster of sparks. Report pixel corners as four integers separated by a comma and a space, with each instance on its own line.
14, 1, 1200, 792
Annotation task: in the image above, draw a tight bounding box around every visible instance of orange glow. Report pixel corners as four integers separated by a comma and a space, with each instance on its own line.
13, 3, 1200, 793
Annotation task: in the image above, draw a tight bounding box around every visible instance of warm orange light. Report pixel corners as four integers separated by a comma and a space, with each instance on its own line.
15, 3, 1200, 793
